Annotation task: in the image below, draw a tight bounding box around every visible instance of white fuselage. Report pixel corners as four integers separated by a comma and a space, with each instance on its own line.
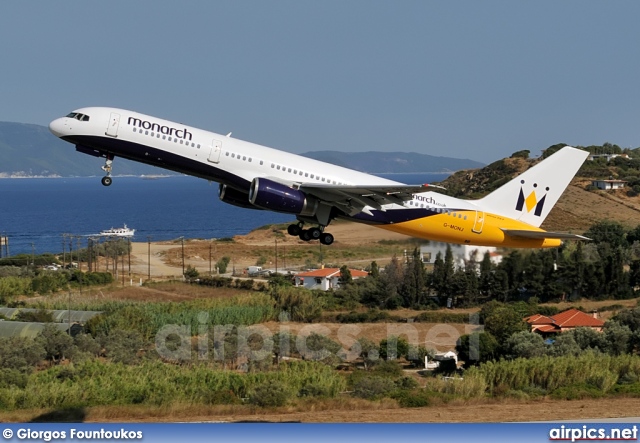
49, 107, 587, 248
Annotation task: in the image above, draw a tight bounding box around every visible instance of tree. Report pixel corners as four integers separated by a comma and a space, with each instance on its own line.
338, 265, 352, 287
36, 324, 76, 363
369, 261, 380, 279
584, 220, 628, 249
100, 329, 145, 364
504, 331, 546, 359
510, 149, 530, 159
357, 337, 379, 370
479, 251, 493, 296
549, 333, 581, 357
570, 327, 608, 352
216, 256, 231, 274
378, 336, 409, 361
379, 255, 404, 308
603, 321, 633, 355
456, 332, 499, 366
483, 305, 528, 343
184, 265, 199, 280
0, 336, 45, 372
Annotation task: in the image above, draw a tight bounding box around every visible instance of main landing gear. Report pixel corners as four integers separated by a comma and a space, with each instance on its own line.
101, 154, 114, 187
287, 223, 334, 245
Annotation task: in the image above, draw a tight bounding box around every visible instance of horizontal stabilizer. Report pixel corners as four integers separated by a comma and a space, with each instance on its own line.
501, 229, 591, 241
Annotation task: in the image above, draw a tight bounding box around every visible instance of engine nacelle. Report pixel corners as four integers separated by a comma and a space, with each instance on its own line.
249, 178, 318, 216
218, 184, 262, 210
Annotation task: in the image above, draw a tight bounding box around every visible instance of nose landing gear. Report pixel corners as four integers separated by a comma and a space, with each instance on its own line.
101, 155, 114, 186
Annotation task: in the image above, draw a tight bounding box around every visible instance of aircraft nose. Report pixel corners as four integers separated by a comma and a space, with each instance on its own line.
48, 118, 66, 137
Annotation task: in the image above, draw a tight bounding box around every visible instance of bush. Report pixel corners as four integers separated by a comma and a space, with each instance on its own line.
249, 381, 292, 407
0, 368, 28, 389
36, 324, 76, 363
99, 329, 145, 364
0, 336, 46, 371
392, 389, 432, 407
352, 376, 396, 399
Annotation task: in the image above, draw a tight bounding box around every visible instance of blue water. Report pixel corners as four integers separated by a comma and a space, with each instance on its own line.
0, 173, 448, 255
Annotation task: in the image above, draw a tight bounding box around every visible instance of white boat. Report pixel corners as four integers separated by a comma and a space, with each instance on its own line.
100, 224, 135, 237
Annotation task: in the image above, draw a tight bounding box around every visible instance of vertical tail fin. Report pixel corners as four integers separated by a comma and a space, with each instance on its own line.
476, 146, 588, 228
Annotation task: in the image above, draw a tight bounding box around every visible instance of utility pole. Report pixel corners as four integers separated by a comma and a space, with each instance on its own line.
147, 236, 152, 281
181, 236, 185, 278
128, 238, 131, 276
209, 241, 212, 275
62, 234, 67, 269
275, 238, 278, 274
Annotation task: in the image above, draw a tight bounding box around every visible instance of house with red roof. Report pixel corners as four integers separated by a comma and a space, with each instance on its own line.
294, 267, 369, 291
525, 308, 604, 336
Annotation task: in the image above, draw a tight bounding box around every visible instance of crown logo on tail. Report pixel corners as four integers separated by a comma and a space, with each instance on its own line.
515, 180, 549, 216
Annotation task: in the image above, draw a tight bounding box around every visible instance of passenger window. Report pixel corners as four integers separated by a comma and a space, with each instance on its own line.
151, 132, 155, 137
277, 166, 281, 170
231, 153, 235, 158
305, 173, 308, 177
287, 168, 291, 173
133, 128, 137, 132
260, 160, 264, 165
145, 131, 149, 135
243, 156, 246, 161
226, 152, 229, 156
310, 174, 314, 179
271, 164, 275, 168
248, 158, 252, 162
197, 144, 201, 149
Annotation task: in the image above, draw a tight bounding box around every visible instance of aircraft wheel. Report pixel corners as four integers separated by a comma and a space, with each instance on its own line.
299, 230, 311, 241
287, 224, 301, 236
101, 176, 113, 187
320, 232, 334, 245
308, 227, 322, 240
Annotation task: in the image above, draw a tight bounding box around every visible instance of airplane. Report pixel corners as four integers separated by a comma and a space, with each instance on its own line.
49, 107, 590, 248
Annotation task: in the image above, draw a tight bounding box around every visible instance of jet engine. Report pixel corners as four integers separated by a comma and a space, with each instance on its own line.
249, 178, 318, 216
218, 184, 262, 210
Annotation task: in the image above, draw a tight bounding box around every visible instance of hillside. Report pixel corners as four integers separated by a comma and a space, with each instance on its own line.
1, 121, 482, 177
0, 122, 162, 177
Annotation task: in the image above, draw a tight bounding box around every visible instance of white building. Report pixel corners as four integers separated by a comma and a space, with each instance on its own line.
420, 242, 502, 270
294, 268, 369, 291
591, 179, 626, 190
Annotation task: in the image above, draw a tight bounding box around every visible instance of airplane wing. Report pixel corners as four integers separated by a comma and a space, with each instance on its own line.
297, 182, 444, 215
501, 229, 591, 241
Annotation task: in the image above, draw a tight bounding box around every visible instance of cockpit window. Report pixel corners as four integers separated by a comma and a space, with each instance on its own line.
66, 112, 90, 121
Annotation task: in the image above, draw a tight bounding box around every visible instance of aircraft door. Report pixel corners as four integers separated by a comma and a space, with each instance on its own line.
105, 113, 121, 138
208, 139, 222, 163
472, 210, 485, 234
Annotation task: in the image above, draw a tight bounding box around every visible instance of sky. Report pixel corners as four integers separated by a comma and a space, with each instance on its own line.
1, 1, 640, 163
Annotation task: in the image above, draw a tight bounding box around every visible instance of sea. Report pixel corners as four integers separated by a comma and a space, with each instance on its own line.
0, 173, 449, 256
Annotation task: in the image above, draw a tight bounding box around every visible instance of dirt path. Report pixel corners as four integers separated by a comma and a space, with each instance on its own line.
123, 222, 415, 280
